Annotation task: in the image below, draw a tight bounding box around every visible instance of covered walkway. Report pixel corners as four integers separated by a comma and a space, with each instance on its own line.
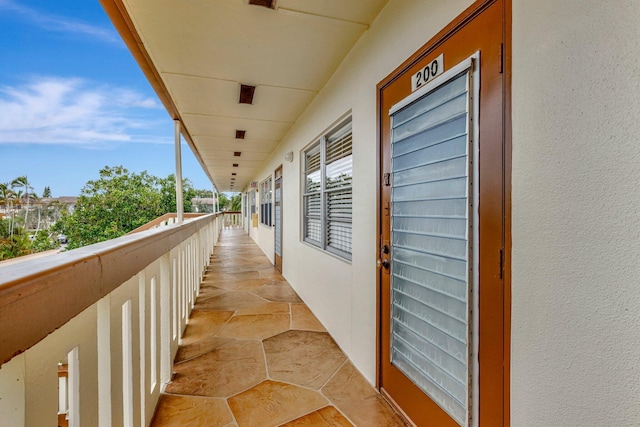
151, 227, 405, 426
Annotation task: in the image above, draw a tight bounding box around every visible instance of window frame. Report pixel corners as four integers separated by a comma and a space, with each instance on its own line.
259, 176, 273, 227
302, 117, 353, 261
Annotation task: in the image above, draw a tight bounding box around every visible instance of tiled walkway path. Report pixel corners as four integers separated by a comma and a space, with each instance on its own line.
151, 227, 405, 427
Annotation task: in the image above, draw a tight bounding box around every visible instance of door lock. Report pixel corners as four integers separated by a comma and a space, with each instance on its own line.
378, 239, 391, 270
377, 258, 390, 269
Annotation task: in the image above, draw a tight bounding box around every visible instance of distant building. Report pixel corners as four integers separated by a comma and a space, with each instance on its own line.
37, 197, 78, 213
1, 197, 78, 214
191, 197, 215, 213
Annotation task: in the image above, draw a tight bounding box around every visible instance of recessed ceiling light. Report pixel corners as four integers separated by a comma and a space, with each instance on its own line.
249, 0, 275, 9
239, 84, 255, 104
233, 163, 239, 167
232, 173, 237, 176
236, 130, 246, 139
234, 152, 241, 157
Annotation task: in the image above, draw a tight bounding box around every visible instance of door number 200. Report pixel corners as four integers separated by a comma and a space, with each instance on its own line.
411, 54, 444, 92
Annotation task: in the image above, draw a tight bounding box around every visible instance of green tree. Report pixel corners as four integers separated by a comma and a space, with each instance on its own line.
31, 230, 58, 252
230, 193, 242, 211
0, 184, 35, 260
8, 189, 23, 235
53, 166, 206, 250
159, 174, 198, 214
217, 193, 229, 211
0, 178, 63, 259
0, 182, 13, 211
42, 186, 51, 198
194, 188, 213, 198
0, 183, 17, 235
54, 166, 168, 249
0, 218, 10, 239
0, 225, 31, 260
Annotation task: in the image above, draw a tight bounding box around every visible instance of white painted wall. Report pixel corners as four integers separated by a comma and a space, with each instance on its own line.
511, 0, 640, 425
246, 0, 475, 384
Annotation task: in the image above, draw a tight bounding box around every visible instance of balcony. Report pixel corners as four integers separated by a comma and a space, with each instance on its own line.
0, 214, 403, 426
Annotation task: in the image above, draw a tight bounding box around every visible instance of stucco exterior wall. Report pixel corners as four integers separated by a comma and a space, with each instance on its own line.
246, 1, 640, 423
511, 0, 640, 425
246, 0, 475, 385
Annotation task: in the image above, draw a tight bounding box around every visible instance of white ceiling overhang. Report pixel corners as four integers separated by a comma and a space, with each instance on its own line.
101, 0, 388, 192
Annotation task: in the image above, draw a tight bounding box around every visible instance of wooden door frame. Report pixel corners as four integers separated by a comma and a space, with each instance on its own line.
375, 0, 512, 425
274, 165, 283, 272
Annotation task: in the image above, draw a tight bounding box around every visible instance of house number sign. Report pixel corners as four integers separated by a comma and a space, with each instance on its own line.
411, 53, 444, 92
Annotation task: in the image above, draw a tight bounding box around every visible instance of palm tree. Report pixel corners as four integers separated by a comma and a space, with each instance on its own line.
11, 176, 33, 229
0, 185, 19, 236
30, 194, 44, 235
231, 194, 242, 211
0, 183, 13, 213
9, 190, 23, 235
0, 183, 13, 236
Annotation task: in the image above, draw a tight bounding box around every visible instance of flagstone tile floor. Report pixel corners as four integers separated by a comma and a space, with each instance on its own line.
151, 227, 406, 427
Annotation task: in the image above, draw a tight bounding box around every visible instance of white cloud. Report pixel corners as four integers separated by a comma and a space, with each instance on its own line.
0, 0, 120, 44
0, 77, 170, 146
114, 89, 163, 109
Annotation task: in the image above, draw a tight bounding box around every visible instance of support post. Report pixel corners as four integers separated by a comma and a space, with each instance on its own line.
174, 120, 184, 223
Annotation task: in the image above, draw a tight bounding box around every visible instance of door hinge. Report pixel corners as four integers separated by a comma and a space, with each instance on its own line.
498, 43, 504, 74
383, 173, 391, 186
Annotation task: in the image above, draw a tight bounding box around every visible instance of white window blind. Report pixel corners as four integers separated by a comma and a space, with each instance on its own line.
260, 177, 272, 226
303, 145, 322, 244
302, 118, 352, 260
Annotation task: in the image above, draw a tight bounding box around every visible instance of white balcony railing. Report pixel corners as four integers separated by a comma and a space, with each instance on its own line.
0, 213, 223, 427
223, 211, 242, 227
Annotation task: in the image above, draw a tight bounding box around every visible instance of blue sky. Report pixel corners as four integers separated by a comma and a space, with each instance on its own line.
0, 0, 214, 197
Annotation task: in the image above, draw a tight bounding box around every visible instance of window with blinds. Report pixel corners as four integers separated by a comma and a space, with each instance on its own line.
260, 176, 272, 226
302, 117, 352, 260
